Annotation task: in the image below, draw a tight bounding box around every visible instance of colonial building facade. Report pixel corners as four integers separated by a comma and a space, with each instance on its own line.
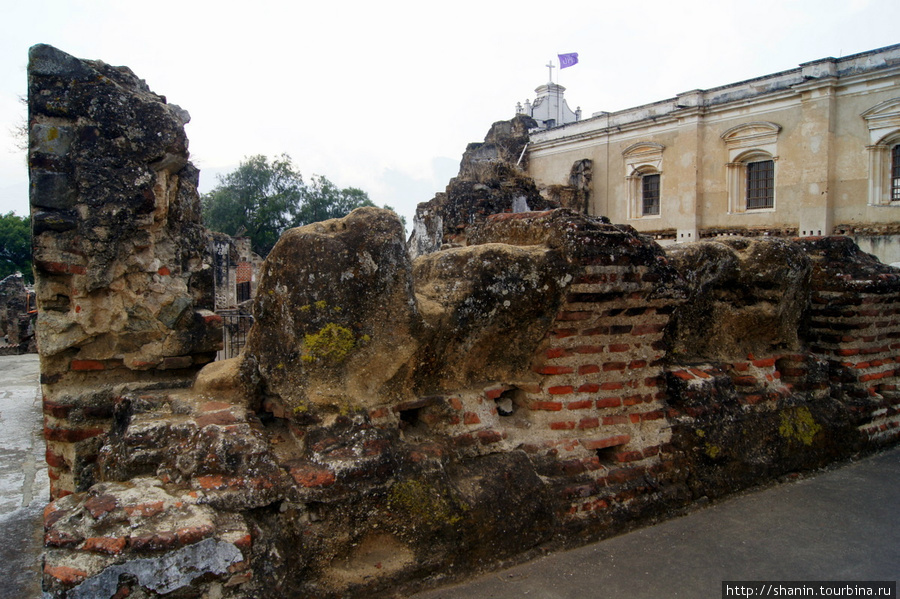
524, 44, 900, 263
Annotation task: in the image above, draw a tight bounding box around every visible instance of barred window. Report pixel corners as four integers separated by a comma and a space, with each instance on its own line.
642, 173, 660, 215
746, 160, 774, 209
236, 281, 252, 303
892, 145, 900, 201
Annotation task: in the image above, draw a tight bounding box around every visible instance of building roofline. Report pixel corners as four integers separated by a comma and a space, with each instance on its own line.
531, 43, 900, 142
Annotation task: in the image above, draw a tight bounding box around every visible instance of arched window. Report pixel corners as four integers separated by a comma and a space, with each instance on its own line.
721, 122, 781, 213
862, 99, 900, 206
623, 142, 664, 220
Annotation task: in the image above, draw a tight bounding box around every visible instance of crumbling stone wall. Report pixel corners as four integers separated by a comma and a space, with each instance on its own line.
541, 158, 592, 214
33, 46, 900, 599
0, 272, 36, 354
663, 236, 900, 499
799, 237, 900, 442
408, 115, 560, 258
28, 45, 221, 498
0, 273, 25, 340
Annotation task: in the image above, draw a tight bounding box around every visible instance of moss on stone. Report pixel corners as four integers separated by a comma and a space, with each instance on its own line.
704, 443, 721, 458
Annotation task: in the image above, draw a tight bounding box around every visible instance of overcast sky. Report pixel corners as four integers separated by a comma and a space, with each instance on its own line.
1, 0, 898, 229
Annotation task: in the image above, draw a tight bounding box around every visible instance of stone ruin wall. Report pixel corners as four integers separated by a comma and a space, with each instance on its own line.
0, 272, 36, 354
30, 46, 900, 599
28, 44, 222, 498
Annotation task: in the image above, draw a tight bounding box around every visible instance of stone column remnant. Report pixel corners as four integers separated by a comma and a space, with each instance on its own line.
28, 44, 221, 496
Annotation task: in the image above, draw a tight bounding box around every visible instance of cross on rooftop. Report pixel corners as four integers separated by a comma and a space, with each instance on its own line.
546, 60, 555, 82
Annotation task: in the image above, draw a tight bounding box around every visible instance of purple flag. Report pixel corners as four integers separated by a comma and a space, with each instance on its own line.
558, 52, 579, 69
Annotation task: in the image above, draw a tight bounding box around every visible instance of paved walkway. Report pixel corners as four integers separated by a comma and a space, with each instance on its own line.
0, 354, 47, 599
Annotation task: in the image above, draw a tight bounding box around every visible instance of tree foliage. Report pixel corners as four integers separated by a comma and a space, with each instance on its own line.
0, 212, 32, 283
294, 175, 373, 226
201, 154, 381, 257
202, 155, 303, 257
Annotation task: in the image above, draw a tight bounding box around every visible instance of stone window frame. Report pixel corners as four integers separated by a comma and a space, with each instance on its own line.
721, 122, 781, 214
623, 142, 665, 220
862, 98, 900, 206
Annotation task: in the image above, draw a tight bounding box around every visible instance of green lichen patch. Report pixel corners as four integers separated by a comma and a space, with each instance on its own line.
778, 406, 822, 446
303, 323, 356, 365
387, 479, 466, 526
704, 443, 721, 458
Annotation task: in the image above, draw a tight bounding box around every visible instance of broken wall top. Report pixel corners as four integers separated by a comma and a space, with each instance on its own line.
408, 115, 561, 258
241, 207, 686, 413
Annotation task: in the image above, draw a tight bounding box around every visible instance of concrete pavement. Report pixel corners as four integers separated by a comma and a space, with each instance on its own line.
0, 354, 47, 599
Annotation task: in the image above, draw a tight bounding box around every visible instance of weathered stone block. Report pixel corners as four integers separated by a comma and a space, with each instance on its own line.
31, 123, 75, 156
245, 207, 420, 411
665, 238, 812, 360
32, 209, 78, 234
31, 171, 77, 210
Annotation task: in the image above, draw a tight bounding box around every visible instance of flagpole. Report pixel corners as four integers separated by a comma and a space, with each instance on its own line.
556, 57, 561, 127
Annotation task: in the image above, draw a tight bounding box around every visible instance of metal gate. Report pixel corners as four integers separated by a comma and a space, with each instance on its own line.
217, 310, 254, 360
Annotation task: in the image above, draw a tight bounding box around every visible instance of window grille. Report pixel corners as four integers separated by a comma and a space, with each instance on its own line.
892, 145, 900, 201
746, 160, 774, 209
642, 173, 660, 215
236, 281, 252, 303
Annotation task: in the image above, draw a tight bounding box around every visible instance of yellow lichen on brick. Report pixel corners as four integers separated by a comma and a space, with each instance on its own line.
778, 406, 822, 446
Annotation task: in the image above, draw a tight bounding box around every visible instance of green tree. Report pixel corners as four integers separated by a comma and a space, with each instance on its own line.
202, 154, 303, 257
293, 174, 375, 226
0, 212, 32, 283
202, 155, 384, 257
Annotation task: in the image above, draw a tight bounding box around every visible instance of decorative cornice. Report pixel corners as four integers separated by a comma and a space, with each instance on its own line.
622, 142, 666, 158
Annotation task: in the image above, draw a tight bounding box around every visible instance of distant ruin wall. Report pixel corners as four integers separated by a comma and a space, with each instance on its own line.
28, 44, 221, 497
0, 273, 35, 354
32, 47, 900, 599
408, 114, 561, 258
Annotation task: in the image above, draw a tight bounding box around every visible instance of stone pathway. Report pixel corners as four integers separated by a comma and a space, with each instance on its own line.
0, 354, 47, 599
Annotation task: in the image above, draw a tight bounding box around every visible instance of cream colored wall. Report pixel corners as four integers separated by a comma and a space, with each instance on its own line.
831, 93, 871, 224
527, 66, 900, 241
833, 81, 900, 226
